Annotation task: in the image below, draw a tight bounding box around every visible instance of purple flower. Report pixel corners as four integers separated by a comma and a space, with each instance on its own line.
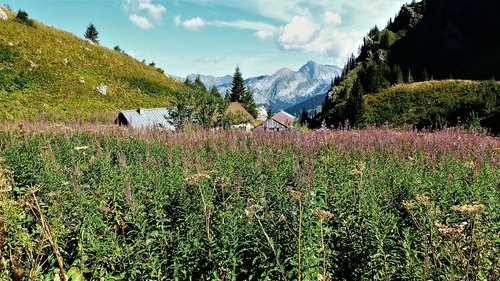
286, 186, 294, 193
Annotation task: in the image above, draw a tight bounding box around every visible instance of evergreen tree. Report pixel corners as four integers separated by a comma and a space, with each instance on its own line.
193, 75, 207, 93
209, 85, 220, 97
266, 105, 273, 119
406, 69, 414, 83
333, 76, 341, 86
229, 66, 246, 102
300, 109, 309, 125
345, 79, 365, 127
84, 23, 99, 43
184, 77, 193, 88
241, 86, 258, 118
15, 10, 34, 26
390, 65, 404, 84
421, 68, 430, 81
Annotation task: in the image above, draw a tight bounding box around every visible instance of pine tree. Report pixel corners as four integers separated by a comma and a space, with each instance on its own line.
229, 66, 246, 102
15, 10, 34, 26
266, 105, 273, 119
421, 68, 430, 81
406, 69, 414, 83
209, 85, 220, 97
184, 77, 193, 88
194, 75, 207, 93
300, 109, 309, 125
241, 86, 258, 118
391, 65, 404, 84
345, 79, 365, 127
84, 23, 99, 43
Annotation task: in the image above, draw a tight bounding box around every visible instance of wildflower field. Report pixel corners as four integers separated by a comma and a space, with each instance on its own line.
0, 123, 499, 280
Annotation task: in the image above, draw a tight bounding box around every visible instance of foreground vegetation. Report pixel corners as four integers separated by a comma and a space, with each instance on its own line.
0, 123, 498, 280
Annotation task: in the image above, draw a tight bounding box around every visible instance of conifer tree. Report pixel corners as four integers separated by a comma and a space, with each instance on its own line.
345, 79, 365, 127
406, 69, 414, 83
194, 75, 207, 93
421, 68, 430, 81
229, 66, 257, 117
209, 85, 220, 97
184, 77, 193, 88
391, 65, 404, 84
241, 86, 258, 118
300, 109, 309, 125
84, 23, 99, 43
229, 66, 246, 102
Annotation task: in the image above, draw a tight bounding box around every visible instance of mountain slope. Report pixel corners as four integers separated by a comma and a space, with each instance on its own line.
187, 61, 341, 111
0, 7, 183, 121
316, 0, 500, 130
389, 0, 500, 80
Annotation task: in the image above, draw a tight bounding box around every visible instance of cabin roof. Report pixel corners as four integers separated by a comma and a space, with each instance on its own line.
118, 108, 175, 130
226, 102, 254, 120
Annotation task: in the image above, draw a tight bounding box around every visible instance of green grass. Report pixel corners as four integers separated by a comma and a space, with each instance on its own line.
364, 80, 500, 131
0, 124, 499, 280
0, 8, 183, 121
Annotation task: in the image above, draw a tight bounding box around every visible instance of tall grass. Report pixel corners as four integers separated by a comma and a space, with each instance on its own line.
0, 123, 499, 280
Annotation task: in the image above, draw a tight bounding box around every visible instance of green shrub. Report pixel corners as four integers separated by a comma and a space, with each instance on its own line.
15, 9, 35, 27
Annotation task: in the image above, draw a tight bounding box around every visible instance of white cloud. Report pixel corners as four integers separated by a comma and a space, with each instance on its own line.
211, 20, 278, 40
129, 14, 154, 29
179, 0, 406, 60
195, 55, 228, 63
276, 13, 360, 63
182, 17, 205, 31
174, 15, 181, 26
324, 11, 341, 25
255, 30, 275, 40
177, 17, 277, 39
123, 0, 167, 29
278, 16, 316, 47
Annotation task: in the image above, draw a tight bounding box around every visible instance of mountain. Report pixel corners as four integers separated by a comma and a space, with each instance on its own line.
0, 7, 183, 121
284, 93, 326, 117
316, 0, 500, 131
185, 74, 233, 89
184, 61, 341, 112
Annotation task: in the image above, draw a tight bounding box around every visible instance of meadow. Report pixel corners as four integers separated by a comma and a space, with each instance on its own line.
0, 122, 499, 280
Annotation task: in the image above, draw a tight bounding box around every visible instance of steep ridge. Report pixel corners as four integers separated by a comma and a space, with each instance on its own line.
314, 0, 500, 131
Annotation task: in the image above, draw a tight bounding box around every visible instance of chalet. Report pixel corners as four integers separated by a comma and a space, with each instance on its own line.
226, 102, 254, 121
225, 102, 255, 131
260, 110, 297, 131
116, 108, 176, 131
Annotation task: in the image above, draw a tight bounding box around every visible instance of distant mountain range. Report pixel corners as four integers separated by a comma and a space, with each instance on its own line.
182, 61, 342, 112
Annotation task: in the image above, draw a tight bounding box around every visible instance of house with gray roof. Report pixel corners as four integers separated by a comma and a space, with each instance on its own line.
116, 108, 176, 131
259, 110, 296, 131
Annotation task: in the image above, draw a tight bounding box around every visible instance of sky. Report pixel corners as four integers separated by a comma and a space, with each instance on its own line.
4, 0, 409, 78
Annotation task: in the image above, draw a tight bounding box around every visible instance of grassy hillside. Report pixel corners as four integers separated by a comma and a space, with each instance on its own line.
0, 8, 184, 121
364, 80, 500, 132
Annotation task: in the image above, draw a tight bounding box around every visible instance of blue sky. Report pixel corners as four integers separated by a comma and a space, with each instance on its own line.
4, 0, 408, 77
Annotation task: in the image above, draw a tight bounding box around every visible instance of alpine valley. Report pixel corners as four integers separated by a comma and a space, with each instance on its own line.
184, 61, 342, 112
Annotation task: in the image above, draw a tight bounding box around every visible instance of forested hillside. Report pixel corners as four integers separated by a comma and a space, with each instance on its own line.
314, 0, 500, 133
